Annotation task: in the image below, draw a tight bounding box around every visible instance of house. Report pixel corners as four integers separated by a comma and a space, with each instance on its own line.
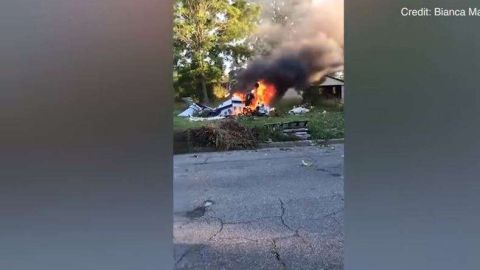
316, 73, 344, 103
283, 72, 345, 104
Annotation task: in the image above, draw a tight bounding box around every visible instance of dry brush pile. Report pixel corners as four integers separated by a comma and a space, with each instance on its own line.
186, 120, 258, 151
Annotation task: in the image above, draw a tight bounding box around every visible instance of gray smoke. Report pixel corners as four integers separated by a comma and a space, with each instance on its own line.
235, 0, 344, 99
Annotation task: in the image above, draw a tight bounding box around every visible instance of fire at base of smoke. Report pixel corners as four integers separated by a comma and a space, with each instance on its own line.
234, 0, 344, 99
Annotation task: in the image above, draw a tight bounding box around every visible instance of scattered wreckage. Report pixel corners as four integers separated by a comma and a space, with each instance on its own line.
289, 106, 311, 115
178, 96, 274, 119
178, 81, 276, 120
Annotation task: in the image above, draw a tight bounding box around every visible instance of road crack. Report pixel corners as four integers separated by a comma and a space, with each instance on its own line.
175, 244, 204, 266
271, 239, 287, 270
279, 199, 294, 232
208, 216, 225, 241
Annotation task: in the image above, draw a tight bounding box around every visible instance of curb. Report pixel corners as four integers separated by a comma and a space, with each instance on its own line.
174, 138, 345, 154
258, 138, 344, 149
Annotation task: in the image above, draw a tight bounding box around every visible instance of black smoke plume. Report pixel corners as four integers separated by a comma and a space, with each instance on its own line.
233, 0, 344, 100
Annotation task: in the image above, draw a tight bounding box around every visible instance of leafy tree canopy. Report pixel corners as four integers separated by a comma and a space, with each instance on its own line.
174, 0, 260, 103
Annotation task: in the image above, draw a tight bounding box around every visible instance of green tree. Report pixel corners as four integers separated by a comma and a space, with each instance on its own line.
174, 0, 260, 104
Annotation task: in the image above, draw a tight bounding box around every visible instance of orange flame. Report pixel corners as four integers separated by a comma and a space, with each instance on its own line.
233, 80, 277, 112
252, 80, 277, 108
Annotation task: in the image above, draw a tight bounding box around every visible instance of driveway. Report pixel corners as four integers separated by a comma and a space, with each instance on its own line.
174, 144, 344, 270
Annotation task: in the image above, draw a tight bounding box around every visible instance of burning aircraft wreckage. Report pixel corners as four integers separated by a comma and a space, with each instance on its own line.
178, 80, 277, 120
179, 6, 344, 120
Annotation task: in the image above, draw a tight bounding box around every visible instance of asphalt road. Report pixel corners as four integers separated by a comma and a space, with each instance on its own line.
174, 144, 344, 270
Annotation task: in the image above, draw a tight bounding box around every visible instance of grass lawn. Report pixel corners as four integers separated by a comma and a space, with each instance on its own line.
173, 100, 344, 141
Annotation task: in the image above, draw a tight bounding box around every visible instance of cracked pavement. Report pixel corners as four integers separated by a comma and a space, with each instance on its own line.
174, 144, 344, 270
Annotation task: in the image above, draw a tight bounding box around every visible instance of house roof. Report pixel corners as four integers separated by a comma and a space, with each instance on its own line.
319, 75, 344, 86
327, 72, 344, 82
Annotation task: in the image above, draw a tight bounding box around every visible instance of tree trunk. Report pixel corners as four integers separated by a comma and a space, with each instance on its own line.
201, 76, 209, 104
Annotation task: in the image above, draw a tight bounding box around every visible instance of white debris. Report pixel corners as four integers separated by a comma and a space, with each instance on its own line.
178, 94, 274, 119
215, 96, 245, 116
188, 116, 225, 121
177, 98, 215, 117
257, 104, 273, 116
203, 200, 214, 207
178, 103, 205, 117
301, 160, 313, 167
289, 106, 310, 115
